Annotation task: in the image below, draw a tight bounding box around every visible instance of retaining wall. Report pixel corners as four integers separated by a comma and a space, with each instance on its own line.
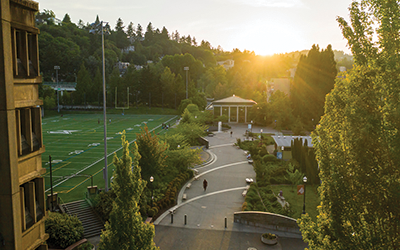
234, 211, 301, 234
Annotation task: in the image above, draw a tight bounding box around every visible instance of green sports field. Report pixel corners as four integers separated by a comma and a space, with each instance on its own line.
41, 113, 178, 203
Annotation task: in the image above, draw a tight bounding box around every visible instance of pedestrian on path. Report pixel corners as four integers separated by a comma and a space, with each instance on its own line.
203, 179, 208, 192
230, 131, 233, 137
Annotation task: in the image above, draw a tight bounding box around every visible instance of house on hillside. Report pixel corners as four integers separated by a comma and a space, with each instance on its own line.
217, 59, 234, 70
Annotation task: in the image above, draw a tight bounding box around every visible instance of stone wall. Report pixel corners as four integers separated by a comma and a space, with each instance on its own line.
233, 211, 301, 234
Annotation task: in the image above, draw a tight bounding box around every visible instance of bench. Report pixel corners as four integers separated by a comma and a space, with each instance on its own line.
242, 190, 247, 197
186, 183, 192, 189
145, 217, 152, 223
194, 175, 199, 180
65, 239, 87, 250
169, 208, 176, 214
182, 194, 187, 200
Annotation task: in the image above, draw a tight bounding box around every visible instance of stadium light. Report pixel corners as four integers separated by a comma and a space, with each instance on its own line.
90, 20, 110, 191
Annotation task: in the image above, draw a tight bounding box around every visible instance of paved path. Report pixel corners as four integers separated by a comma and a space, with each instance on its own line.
154, 124, 308, 250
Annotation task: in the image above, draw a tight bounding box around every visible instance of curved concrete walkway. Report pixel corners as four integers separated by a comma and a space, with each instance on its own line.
154, 124, 307, 250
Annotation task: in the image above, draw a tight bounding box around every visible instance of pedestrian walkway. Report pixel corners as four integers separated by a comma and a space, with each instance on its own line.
154, 123, 308, 250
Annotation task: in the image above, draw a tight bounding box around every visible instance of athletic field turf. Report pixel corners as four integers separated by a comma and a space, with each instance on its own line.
41, 113, 177, 203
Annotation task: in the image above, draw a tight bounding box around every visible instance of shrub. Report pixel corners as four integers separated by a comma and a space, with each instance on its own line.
152, 206, 159, 215
45, 212, 84, 248
263, 155, 277, 163
148, 208, 155, 217
214, 115, 228, 123
241, 202, 247, 211
77, 242, 94, 250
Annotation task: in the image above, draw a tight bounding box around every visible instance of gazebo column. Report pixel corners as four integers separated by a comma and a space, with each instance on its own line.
228, 106, 231, 123
236, 105, 239, 123
220, 106, 222, 116
245, 106, 248, 123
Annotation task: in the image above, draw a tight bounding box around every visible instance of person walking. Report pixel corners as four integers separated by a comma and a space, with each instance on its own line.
203, 179, 208, 192
230, 131, 233, 137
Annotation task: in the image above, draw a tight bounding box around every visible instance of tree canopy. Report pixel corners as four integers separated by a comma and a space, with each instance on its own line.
298, 1, 400, 249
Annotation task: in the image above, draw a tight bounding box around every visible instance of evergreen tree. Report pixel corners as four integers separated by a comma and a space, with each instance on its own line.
136, 24, 143, 38
127, 22, 135, 38
62, 13, 71, 24
75, 63, 92, 104
298, 1, 400, 249
291, 44, 337, 128
99, 133, 159, 250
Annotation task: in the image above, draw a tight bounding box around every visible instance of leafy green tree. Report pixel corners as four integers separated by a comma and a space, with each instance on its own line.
178, 99, 192, 114
268, 90, 293, 130
285, 163, 303, 190
136, 125, 167, 182
298, 1, 400, 249
99, 133, 159, 250
162, 133, 201, 174
175, 122, 207, 146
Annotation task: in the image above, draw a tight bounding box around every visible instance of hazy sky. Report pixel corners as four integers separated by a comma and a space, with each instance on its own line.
38, 0, 353, 56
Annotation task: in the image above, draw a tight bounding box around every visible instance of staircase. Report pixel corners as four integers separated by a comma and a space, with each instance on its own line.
62, 200, 105, 238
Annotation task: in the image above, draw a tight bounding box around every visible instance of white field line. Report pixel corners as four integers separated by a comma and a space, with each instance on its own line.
45, 115, 178, 192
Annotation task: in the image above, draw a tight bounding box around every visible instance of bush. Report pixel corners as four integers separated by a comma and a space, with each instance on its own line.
77, 242, 94, 250
214, 115, 228, 123
45, 212, 84, 248
263, 155, 277, 163
241, 202, 247, 211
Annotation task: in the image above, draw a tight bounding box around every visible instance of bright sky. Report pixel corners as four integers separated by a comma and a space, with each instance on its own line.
37, 0, 353, 56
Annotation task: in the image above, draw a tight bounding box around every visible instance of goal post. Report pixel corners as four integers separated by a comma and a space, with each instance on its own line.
115, 87, 129, 110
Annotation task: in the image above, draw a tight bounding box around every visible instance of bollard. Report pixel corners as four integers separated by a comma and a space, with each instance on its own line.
184, 214, 187, 225
171, 213, 173, 224
225, 217, 227, 228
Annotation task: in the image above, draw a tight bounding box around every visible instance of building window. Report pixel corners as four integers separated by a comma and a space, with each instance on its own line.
16, 107, 42, 156
20, 178, 45, 231
11, 28, 39, 78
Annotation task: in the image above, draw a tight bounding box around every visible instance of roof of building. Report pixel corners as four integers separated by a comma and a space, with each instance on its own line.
271, 135, 313, 148
212, 95, 257, 105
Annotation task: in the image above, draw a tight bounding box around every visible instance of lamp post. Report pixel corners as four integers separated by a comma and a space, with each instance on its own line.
260, 129, 263, 144
90, 20, 109, 191
302, 176, 307, 214
54, 66, 60, 113
150, 176, 154, 207
184, 67, 189, 99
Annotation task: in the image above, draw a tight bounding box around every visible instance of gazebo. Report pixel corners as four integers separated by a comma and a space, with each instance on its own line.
207, 95, 257, 123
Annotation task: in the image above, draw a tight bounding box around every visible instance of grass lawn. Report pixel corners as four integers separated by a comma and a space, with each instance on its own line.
271, 184, 320, 221
42, 112, 178, 203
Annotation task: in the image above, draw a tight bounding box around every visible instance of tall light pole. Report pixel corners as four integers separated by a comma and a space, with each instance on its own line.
302, 176, 307, 214
90, 20, 109, 191
150, 176, 154, 208
54, 66, 60, 113
260, 129, 263, 144
184, 67, 189, 99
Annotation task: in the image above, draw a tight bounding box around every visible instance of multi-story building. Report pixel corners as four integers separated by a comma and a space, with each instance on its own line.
0, 0, 48, 249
